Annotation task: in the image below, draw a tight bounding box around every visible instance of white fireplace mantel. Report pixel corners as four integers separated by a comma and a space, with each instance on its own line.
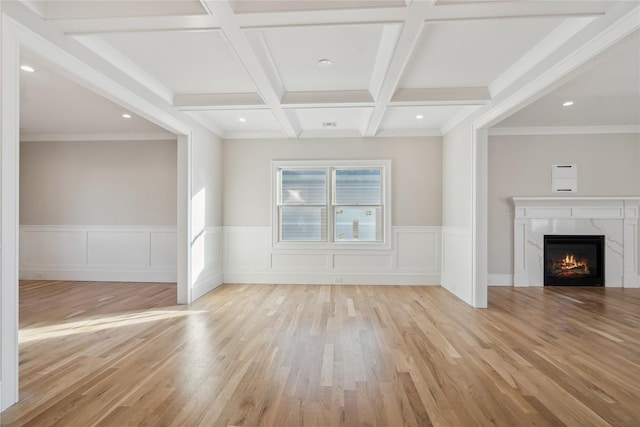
512, 197, 640, 287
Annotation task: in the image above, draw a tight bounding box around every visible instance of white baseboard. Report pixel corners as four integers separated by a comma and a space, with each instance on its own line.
223, 272, 440, 286
487, 274, 513, 286
19, 269, 176, 283
192, 273, 224, 300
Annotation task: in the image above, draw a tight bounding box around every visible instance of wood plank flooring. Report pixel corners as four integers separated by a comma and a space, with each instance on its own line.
1, 281, 639, 426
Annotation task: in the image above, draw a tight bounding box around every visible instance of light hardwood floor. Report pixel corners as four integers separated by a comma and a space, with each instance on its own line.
1, 281, 639, 426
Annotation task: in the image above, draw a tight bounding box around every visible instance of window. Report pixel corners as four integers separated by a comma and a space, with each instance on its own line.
273, 160, 390, 247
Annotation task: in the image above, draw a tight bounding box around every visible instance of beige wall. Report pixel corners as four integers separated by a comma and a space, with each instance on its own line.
20, 139, 177, 226
488, 133, 640, 275
222, 137, 442, 226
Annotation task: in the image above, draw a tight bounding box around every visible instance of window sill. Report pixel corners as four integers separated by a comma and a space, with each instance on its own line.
272, 240, 392, 252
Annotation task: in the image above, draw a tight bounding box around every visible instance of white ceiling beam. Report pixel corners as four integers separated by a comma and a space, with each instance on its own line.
489, 17, 596, 97
174, 93, 265, 110
369, 24, 402, 100
51, 2, 611, 35
236, 1, 610, 29
52, 15, 221, 35
236, 7, 407, 29
442, 2, 640, 134
392, 87, 491, 105
282, 91, 374, 108
426, 1, 611, 23
202, 0, 300, 138
364, 1, 433, 137
73, 35, 175, 104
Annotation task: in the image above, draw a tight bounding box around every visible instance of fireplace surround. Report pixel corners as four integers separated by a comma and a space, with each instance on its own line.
512, 197, 640, 288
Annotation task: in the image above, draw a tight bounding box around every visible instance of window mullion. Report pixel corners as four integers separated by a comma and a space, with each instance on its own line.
327, 167, 333, 243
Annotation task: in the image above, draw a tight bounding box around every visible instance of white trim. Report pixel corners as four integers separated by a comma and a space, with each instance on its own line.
1, 12, 20, 411
489, 125, 640, 136
223, 272, 440, 286
374, 128, 443, 138
472, 127, 488, 308
177, 134, 191, 304
19, 270, 176, 282
20, 132, 177, 142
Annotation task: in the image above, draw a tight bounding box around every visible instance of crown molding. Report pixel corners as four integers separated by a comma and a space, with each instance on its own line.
489, 125, 640, 136
375, 128, 442, 138
20, 132, 177, 142
222, 131, 288, 140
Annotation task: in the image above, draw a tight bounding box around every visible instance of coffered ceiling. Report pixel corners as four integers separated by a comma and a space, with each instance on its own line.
16, 0, 640, 140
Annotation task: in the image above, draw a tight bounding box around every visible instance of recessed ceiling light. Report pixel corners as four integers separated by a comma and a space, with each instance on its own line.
238, 117, 247, 122
317, 59, 332, 68
562, 101, 574, 107
416, 114, 424, 119
20, 65, 35, 73
322, 122, 337, 128
122, 113, 132, 119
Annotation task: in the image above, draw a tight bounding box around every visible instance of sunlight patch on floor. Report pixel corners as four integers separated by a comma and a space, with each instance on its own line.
20, 310, 205, 343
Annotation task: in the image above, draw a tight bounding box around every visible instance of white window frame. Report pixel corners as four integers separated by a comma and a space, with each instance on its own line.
272, 159, 392, 250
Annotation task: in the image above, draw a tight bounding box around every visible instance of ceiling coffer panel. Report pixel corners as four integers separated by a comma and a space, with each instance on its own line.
101, 30, 256, 95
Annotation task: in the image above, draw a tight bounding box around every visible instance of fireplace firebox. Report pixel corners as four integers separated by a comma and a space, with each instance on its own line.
543, 235, 604, 286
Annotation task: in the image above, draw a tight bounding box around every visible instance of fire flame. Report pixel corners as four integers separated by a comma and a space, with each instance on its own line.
559, 254, 589, 273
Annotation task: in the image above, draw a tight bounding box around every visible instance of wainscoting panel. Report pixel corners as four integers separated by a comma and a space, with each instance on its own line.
223, 226, 441, 285
20, 229, 85, 266
333, 254, 393, 271
224, 227, 270, 270
192, 227, 224, 300
150, 231, 177, 267
19, 226, 177, 282
87, 231, 148, 266
271, 253, 330, 271
441, 227, 473, 304
395, 227, 440, 271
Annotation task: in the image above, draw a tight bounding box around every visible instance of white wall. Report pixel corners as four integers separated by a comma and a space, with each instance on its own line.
441, 125, 474, 305
189, 128, 224, 299
488, 133, 640, 281
19, 139, 179, 282
222, 137, 442, 285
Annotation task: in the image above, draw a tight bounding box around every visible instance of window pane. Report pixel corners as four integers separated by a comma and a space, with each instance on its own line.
335, 207, 382, 242
281, 207, 326, 241
335, 169, 381, 205
281, 169, 326, 205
